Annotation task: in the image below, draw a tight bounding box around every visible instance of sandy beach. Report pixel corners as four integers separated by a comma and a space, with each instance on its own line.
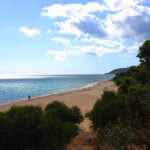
0, 80, 118, 131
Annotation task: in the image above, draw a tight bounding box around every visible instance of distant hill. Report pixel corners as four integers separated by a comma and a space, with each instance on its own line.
106, 68, 129, 74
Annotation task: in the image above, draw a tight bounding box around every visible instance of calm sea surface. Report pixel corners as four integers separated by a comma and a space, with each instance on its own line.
0, 74, 115, 104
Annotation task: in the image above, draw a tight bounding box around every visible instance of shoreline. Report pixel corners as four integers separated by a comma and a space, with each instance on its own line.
0, 80, 118, 132
0, 79, 113, 106
0, 80, 117, 112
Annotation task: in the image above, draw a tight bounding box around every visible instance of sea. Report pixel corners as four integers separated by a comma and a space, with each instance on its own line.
0, 74, 115, 104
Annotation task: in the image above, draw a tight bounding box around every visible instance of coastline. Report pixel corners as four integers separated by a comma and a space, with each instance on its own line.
0, 74, 115, 104
0, 80, 118, 131
0, 80, 118, 113
0, 79, 112, 105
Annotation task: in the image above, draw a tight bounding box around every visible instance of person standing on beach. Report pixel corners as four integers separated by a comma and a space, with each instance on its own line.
28, 95, 31, 100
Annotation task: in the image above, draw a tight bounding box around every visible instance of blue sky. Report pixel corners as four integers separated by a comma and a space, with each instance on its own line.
0, 0, 150, 75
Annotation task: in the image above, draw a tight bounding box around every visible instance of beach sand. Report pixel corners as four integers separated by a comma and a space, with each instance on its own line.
0, 80, 118, 132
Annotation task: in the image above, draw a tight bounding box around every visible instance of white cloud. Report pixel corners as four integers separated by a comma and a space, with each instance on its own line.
117, 45, 127, 52
19, 27, 41, 36
41, 2, 107, 18
52, 37, 70, 44
45, 43, 118, 62
45, 37, 141, 62
41, 1, 150, 41
104, 0, 143, 11
41, 2, 108, 37
54, 17, 82, 36
45, 30, 51, 34
55, 15, 107, 38
104, 0, 150, 40
75, 45, 115, 56
81, 38, 122, 48
42, 1, 150, 62
73, 15, 107, 38
45, 50, 69, 62
128, 45, 139, 52
117, 42, 139, 53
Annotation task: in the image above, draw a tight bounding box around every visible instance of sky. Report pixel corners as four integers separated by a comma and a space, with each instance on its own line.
0, 0, 150, 75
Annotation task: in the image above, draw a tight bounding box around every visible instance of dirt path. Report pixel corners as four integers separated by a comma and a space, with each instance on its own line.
66, 132, 99, 150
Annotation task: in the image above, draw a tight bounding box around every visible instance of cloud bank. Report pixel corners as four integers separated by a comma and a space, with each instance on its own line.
20, 0, 150, 61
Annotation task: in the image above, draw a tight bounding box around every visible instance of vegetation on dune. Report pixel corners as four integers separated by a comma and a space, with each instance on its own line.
0, 101, 83, 150
86, 91, 124, 129
87, 40, 150, 149
45, 101, 83, 124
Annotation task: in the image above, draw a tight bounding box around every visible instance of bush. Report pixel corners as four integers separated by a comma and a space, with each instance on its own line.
114, 78, 122, 86
86, 91, 122, 129
41, 117, 79, 150
126, 92, 150, 148
45, 101, 83, 124
96, 40, 150, 148
42, 101, 82, 150
0, 105, 43, 150
71, 106, 84, 124
0, 101, 83, 150
118, 77, 137, 94
125, 85, 149, 122
98, 124, 138, 150
0, 112, 10, 150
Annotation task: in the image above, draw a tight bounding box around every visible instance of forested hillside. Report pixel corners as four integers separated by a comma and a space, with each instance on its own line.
106, 68, 129, 74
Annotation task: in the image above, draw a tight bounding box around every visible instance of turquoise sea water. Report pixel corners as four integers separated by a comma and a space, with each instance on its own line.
0, 74, 115, 104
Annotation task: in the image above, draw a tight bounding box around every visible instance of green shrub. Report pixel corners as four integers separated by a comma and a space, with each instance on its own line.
114, 78, 122, 86
45, 101, 83, 124
118, 77, 137, 94
99, 124, 138, 150
71, 106, 83, 123
97, 40, 150, 148
87, 91, 121, 129
0, 112, 10, 150
41, 117, 79, 150
0, 106, 43, 150
0, 101, 82, 150
42, 101, 82, 150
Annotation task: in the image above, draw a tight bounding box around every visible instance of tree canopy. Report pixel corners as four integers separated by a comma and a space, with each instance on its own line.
137, 40, 150, 70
